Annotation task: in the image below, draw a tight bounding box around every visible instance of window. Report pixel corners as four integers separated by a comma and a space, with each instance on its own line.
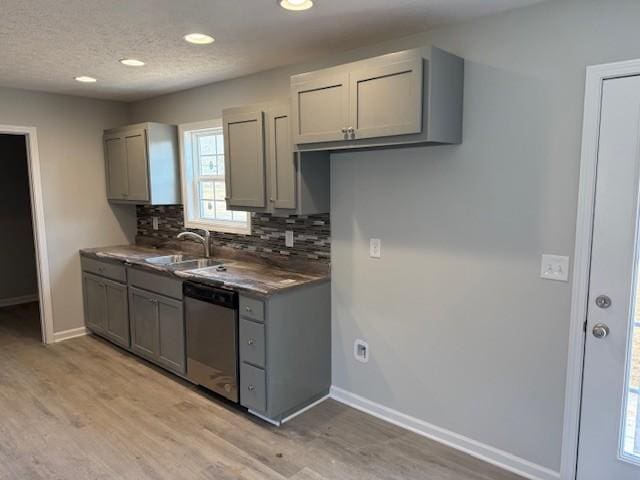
179, 120, 251, 234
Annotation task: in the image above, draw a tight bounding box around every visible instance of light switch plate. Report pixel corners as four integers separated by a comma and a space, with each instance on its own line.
152, 217, 159, 231
285, 230, 294, 248
370, 238, 381, 259
540, 254, 570, 282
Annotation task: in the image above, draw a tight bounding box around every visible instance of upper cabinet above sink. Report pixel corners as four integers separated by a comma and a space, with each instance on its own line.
222, 102, 330, 215
104, 122, 181, 205
290, 46, 464, 152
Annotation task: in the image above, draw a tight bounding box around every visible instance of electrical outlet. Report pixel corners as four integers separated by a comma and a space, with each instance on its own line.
152, 216, 159, 231
354, 339, 369, 363
285, 230, 294, 248
369, 238, 381, 259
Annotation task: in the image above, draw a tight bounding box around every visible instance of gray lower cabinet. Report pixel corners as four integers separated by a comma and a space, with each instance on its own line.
238, 281, 331, 422
81, 271, 130, 348
128, 284, 186, 376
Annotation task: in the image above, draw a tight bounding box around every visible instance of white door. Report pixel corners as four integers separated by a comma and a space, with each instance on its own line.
578, 75, 640, 478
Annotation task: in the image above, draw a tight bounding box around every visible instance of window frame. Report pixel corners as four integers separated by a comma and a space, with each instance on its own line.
178, 119, 251, 235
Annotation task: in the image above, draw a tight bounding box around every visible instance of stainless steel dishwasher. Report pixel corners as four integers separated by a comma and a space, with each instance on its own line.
184, 282, 239, 403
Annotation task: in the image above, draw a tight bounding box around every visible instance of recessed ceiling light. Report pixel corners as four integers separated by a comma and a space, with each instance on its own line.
280, 0, 314, 11
184, 33, 215, 45
74, 76, 97, 83
120, 58, 145, 67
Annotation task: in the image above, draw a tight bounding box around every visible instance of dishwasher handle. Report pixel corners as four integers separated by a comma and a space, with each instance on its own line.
183, 282, 238, 309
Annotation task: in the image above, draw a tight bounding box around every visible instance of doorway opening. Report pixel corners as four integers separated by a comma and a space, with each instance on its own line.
0, 125, 54, 344
0, 134, 40, 343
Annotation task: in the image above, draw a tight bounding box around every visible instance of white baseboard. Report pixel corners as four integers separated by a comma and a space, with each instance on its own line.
53, 326, 87, 343
330, 386, 560, 480
0, 293, 39, 308
282, 394, 330, 424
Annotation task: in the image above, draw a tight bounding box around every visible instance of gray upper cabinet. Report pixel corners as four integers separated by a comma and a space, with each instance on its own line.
223, 103, 330, 215
223, 111, 266, 208
349, 56, 423, 140
103, 122, 181, 205
291, 46, 464, 151
267, 106, 296, 210
290, 73, 350, 144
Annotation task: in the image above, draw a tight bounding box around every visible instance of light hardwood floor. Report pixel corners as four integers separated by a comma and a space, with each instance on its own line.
0, 303, 523, 480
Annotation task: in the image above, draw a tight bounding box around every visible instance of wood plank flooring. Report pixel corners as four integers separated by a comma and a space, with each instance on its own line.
0, 303, 524, 480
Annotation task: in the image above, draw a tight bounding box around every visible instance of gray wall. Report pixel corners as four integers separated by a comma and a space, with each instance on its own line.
0, 87, 135, 333
128, 0, 640, 473
0, 134, 38, 301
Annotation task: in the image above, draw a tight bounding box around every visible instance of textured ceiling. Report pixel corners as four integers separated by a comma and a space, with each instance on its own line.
0, 0, 544, 102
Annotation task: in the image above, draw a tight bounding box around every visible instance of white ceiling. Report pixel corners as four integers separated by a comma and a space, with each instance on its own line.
1, 0, 543, 102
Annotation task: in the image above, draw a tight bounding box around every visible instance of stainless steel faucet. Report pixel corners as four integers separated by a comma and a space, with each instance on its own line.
177, 229, 211, 258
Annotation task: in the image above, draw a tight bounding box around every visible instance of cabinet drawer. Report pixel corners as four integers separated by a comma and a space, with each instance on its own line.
128, 268, 182, 300
81, 257, 126, 283
239, 319, 265, 368
239, 296, 264, 322
240, 363, 267, 413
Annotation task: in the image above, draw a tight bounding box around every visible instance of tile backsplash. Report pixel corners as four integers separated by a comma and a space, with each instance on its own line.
136, 205, 331, 263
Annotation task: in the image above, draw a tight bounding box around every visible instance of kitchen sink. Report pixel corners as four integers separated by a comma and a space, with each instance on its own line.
174, 258, 222, 270
144, 254, 199, 265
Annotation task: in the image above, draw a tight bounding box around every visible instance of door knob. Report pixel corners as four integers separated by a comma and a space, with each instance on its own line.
592, 323, 610, 339
595, 295, 612, 309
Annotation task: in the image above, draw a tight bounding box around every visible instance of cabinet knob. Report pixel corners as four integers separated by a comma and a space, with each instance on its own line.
248, 384, 256, 391
347, 127, 355, 139
245, 306, 252, 313
270, 197, 275, 203
341, 128, 348, 134
247, 339, 255, 346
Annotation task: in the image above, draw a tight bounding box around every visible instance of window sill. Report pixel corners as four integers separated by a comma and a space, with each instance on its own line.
184, 219, 252, 236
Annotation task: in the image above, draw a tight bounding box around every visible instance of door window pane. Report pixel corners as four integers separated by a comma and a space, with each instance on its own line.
623, 275, 640, 460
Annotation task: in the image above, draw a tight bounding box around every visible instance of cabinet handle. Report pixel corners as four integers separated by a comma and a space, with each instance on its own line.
270, 197, 275, 203
247, 339, 255, 346
347, 127, 355, 139
245, 306, 252, 313
341, 128, 348, 134
248, 384, 256, 391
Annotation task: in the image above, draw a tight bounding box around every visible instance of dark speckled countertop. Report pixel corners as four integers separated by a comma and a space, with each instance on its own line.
80, 245, 330, 298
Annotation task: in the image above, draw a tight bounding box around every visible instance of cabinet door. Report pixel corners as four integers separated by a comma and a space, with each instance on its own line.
349, 57, 423, 140
104, 279, 130, 348
124, 130, 150, 202
157, 296, 185, 375
267, 107, 296, 210
129, 287, 159, 360
291, 73, 349, 144
82, 273, 107, 334
223, 111, 266, 208
104, 136, 128, 200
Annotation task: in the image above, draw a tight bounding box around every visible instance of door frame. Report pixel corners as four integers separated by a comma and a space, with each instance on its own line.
561, 58, 640, 480
0, 124, 55, 344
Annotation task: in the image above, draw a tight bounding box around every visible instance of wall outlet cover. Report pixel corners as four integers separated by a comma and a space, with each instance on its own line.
285, 230, 294, 248
370, 238, 381, 259
540, 254, 570, 282
152, 216, 159, 231
354, 339, 369, 363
